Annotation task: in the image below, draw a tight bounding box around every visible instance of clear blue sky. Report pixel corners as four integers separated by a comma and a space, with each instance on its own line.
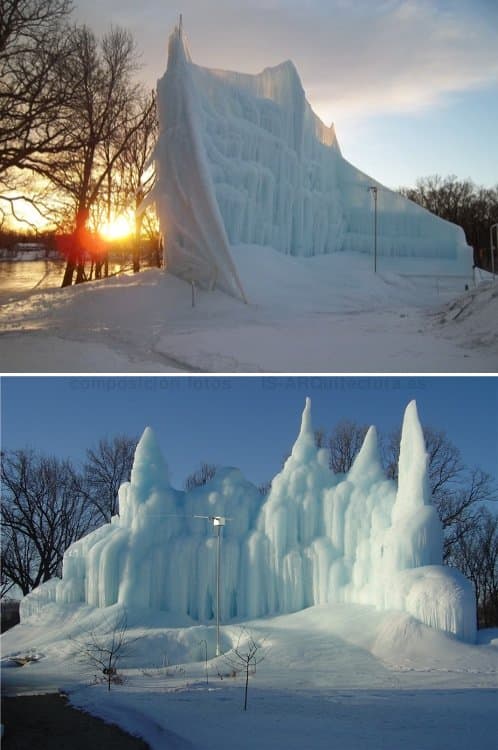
1, 376, 496, 488
76, 0, 498, 189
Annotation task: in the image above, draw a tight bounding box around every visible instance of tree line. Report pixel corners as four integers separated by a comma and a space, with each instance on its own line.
399, 175, 498, 270
0, 0, 158, 283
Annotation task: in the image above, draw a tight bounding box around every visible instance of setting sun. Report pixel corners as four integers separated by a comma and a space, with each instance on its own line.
99, 214, 134, 241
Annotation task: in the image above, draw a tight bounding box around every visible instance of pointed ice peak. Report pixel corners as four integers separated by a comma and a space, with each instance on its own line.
167, 19, 191, 68
392, 401, 429, 520
348, 426, 383, 484
299, 397, 313, 437
266, 59, 300, 80
130, 426, 170, 498
287, 397, 316, 464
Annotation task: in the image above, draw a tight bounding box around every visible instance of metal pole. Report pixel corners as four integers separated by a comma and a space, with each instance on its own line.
374, 188, 377, 274
490, 224, 497, 281
216, 524, 221, 656
199, 639, 208, 684
369, 187, 378, 273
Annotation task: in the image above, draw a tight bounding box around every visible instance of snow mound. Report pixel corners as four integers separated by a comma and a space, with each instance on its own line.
19, 399, 476, 642
433, 281, 498, 353
149, 23, 472, 299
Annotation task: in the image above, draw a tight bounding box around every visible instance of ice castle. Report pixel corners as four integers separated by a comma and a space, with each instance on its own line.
21, 399, 476, 642
147, 23, 472, 300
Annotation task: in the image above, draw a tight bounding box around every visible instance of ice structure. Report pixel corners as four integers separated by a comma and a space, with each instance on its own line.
21, 399, 476, 642
148, 23, 472, 300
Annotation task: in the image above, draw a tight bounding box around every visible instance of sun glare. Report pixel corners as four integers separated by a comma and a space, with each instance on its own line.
99, 214, 134, 241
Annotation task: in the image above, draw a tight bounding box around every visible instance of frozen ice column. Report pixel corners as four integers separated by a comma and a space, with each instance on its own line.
383, 401, 476, 641
387, 400, 443, 571
151, 24, 247, 301
258, 397, 333, 612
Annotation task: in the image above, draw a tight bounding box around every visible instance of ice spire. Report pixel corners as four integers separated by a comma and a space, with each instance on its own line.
130, 426, 170, 498
348, 426, 384, 485
289, 397, 316, 462
392, 400, 429, 521
385, 401, 443, 573
299, 396, 313, 437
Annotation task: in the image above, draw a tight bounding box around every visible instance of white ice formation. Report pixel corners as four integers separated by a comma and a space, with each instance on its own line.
148, 24, 472, 300
21, 399, 476, 643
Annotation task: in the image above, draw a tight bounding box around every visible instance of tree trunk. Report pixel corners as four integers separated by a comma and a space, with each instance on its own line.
244, 664, 249, 711
133, 214, 142, 273
61, 260, 75, 288
75, 262, 86, 284
156, 236, 163, 268
134, 190, 143, 273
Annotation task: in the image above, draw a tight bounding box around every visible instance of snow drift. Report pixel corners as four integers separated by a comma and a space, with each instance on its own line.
20, 399, 476, 642
149, 23, 472, 300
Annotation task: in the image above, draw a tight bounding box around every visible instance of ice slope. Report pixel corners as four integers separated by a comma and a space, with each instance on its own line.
150, 24, 472, 299
20, 399, 476, 642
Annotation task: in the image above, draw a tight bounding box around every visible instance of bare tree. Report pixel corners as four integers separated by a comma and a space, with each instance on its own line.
19, 24, 156, 286
399, 175, 498, 268
258, 480, 272, 497
185, 463, 218, 491
0, 0, 74, 178
449, 509, 498, 628
327, 420, 369, 474
73, 608, 135, 690
84, 435, 138, 523
115, 91, 158, 273
223, 628, 266, 711
313, 428, 326, 449
0, 0, 78, 229
0, 449, 96, 594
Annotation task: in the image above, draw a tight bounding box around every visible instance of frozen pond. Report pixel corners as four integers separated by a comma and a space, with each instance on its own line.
0, 260, 132, 304
0, 260, 65, 302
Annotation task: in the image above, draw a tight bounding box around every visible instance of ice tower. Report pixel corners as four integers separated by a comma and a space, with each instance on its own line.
21, 399, 476, 642
148, 23, 473, 299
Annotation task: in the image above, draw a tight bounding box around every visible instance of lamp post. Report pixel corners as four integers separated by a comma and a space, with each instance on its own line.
150, 511, 232, 657
194, 514, 230, 656
368, 186, 378, 273
490, 224, 497, 281
198, 639, 208, 684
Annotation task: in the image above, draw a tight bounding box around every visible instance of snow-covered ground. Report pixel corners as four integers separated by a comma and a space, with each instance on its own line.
0, 248, 496, 372
2, 603, 497, 750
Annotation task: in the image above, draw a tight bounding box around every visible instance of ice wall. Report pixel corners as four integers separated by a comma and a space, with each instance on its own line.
151, 25, 247, 300
22, 400, 476, 642
150, 24, 472, 298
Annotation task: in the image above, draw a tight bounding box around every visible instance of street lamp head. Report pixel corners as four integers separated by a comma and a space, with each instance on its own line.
213, 515, 232, 527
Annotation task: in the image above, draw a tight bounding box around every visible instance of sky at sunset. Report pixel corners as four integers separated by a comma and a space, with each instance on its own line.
74, 0, 498, 190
